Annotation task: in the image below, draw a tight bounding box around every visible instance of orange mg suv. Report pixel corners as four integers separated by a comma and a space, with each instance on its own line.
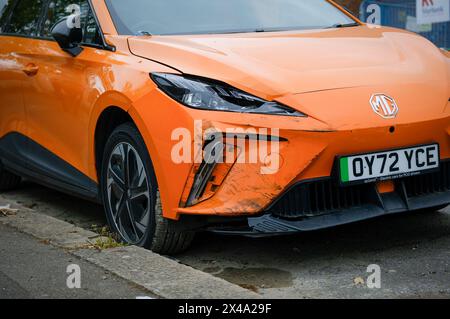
0, 0, 449, 254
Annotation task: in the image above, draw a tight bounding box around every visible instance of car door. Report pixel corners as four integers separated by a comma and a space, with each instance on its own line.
19, 0, 109, 196
0, 0, 36, 140
0, 0, 46, 166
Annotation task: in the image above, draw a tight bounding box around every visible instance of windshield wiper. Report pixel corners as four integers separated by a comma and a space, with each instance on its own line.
326, 22, 360, 29
136, 30, 152, 36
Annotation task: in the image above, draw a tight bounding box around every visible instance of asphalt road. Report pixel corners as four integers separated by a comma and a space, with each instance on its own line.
1, 181, 449, 299
0, 223, 154, 299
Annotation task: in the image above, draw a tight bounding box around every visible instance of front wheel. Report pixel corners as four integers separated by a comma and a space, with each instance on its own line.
100, 123, 195, 254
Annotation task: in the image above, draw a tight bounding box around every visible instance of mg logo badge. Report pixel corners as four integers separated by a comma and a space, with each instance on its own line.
370, 94, 399, 119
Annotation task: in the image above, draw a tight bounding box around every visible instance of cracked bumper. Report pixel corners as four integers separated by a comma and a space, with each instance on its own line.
177, 117, 450, 218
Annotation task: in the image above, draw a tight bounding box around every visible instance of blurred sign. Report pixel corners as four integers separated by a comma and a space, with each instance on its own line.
406, 16, 433, 31
417, 0, 450, 24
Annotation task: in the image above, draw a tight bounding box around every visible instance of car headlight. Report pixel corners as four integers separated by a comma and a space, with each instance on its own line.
151, 73, 306, 117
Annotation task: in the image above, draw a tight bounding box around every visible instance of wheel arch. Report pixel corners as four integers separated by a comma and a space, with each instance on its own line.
93, 106, 133, 181
89, 93, 170, 218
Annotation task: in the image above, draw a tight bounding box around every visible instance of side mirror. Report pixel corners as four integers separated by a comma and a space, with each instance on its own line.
51, 17, 84, 57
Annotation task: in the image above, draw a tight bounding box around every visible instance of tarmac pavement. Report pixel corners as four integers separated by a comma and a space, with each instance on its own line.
1, 181, 449, 299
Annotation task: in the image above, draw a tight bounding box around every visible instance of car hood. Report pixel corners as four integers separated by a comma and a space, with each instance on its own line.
128, 25, 449, 125
129, 26, 447, 95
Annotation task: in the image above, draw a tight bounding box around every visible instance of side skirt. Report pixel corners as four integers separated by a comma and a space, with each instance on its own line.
0, 132, 100, 203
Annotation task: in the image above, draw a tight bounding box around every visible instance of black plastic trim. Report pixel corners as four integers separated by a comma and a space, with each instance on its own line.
209, 189, 450, 237
263, 176, 332, 213
209, 160, 450, 236
0, 132, 100, 202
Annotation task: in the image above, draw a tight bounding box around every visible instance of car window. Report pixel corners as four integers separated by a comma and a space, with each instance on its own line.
0, 0, 14, 33
41, 0, 102, 46
7, 0, 45, 36
83, 7, 101, 45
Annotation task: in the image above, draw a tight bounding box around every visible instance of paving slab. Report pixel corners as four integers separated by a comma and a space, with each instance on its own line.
0, 198, 259, 299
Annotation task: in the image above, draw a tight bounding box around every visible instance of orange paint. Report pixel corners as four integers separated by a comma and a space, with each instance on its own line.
0, 0, 449, 223
376, 181, 395, 194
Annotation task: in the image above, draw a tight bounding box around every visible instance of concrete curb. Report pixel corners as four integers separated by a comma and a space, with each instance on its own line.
0, 198, 260, 299
74, 247, 259, 299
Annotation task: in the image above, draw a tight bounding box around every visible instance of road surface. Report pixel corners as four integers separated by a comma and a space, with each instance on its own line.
1, 181, 449, 298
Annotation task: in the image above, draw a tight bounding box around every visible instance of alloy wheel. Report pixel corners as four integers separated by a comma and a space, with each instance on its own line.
106, 142, 151, 244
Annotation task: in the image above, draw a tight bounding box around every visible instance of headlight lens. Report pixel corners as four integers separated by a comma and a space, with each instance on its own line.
151, 73, 306, 117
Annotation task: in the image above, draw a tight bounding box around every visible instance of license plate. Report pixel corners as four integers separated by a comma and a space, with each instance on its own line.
339, 144, 440, 185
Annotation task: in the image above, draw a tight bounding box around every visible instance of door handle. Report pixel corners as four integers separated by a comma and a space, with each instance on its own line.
22, 63, 39, 76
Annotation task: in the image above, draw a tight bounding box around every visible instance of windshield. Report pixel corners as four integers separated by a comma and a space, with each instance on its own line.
105, 0, 357, 36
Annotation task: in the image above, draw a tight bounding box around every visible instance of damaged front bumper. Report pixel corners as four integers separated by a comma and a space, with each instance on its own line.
207, 160, 450, 236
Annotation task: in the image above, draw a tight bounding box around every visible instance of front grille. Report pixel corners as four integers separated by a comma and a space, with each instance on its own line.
268, 160, 450, 219
404, 161, 450, 197
268, 179, 373, 219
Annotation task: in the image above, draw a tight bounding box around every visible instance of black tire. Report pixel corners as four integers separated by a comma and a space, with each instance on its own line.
100, 123, 195, 254
0, 167, 21, 191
